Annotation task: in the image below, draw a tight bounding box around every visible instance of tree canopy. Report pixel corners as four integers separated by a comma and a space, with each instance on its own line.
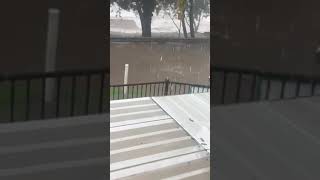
111, 0, 210, 37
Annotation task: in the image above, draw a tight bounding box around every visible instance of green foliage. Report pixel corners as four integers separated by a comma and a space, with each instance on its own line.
111, 0, 209, 19
110, 0, 210, 36
185, 0, 210, 33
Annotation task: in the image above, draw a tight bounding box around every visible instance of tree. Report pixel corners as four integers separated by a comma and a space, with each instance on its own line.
178, 0, 188, 38
188, 0, 195, 37
161, 0, 187, 38
111, 0, 157, 37
111, 0, 209, 38
164, 0, 210, 38
185, 0, 210, 35
161, 4, 182, 37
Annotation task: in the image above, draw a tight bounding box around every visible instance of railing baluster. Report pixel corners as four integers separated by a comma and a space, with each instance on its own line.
41, 77, 46, 119
311, 80, 316, 96
136, 85, 139, 97
221, 72, 227, 104
162, 82, 165, 95
123, 86, 125, 99
56, 76, 61, 117
296, 81, 301, 97
112, 87, 115, 100
250, 74, 257, 101
164, 79, 170, 96
143, 85, 145, 97
140, 85, 143, 97
70, 76, 76, 116
280, 79, 286, 99
144, 84, 147, 97
142, 84, 145, 97
26, 79, 31, 121
98, 73, 105, 113
131, 86, 134, 98
235, 73, 242, 103
265, 79, 271, 100
85, 74, 91, 115
126, 86, 129, 99
176, 84, 179, 94
10, 80, 15, 122
117, 86, 120, 100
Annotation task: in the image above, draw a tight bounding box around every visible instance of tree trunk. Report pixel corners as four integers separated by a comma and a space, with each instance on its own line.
140, 14, 152, 37
182, 18, 188, 38
137, 0, 155, 37
181, 9, 188, 39
138, 11, 152, 37
194, 13, 202, 33
189, 0, 195, 38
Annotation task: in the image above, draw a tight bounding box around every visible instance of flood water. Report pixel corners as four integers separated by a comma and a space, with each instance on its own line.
110, 39, 210, 85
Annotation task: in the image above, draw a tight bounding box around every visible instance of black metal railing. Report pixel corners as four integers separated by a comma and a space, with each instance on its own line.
0, 69, 209, 123
110, 79, 210, 100
212, 66, 320, 105
0, 69, 108, 123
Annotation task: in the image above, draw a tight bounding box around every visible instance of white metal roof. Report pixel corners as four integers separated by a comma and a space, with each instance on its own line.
110, 94, 210, 180
153, 93, 210, 152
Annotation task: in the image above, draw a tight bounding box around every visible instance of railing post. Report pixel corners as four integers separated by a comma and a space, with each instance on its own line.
123, 64, 129, 97
164, 78, 170, 96
45, 8, 60, 103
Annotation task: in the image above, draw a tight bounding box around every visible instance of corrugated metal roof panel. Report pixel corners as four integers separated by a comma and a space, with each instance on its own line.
153, 93, 210, 152
110, 96, 210, 180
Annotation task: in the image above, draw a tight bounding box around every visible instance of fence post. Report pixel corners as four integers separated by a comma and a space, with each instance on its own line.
164, 78, 170, 96
123, 64, 129, 96
45, 8, 60, 103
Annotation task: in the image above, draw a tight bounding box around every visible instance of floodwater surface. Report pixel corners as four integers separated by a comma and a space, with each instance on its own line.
110, 39, 210, 85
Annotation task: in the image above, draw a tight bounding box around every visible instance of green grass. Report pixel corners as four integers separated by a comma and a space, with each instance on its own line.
110, 84, 165, 100
109, 84, 208, 100
110, 86, 146, 100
